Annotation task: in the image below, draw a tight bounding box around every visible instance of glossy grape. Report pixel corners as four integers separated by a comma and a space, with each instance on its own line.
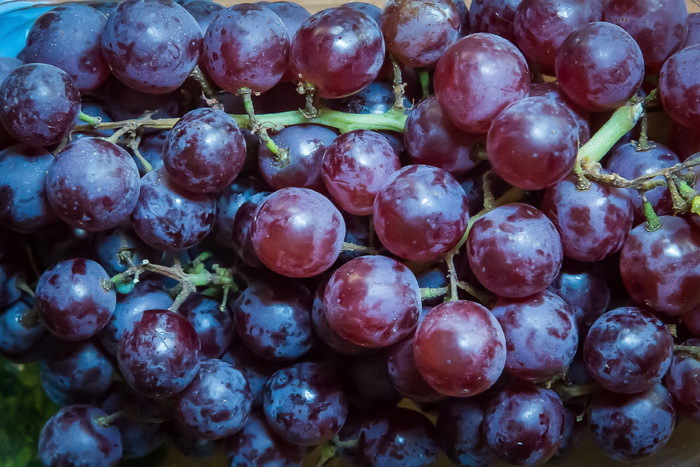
103, 77, 185, 122
35, 258, 116, 341
231, 192, 269, 268
659, 45, 700, 130
385, 333, 445, 403
214, 175, 268, 246
0, 298, 47, 363
118, 309, 201, 397
469, 0, 522, 43
584, 306, 673, 394
46, 138, 141, 232
250, 187, 345, 278
434, 33, 530, 134
180, 295, 235, 359
221, 343, 284, 410
224, 411, 306, 466
413, 300, 506, 397
435, 397, 497, 467
664, 338, 700, 421
101, 0, 202, 94
467, 203, 563, 298
93, 227, 153, 277
683, 13, 700, 48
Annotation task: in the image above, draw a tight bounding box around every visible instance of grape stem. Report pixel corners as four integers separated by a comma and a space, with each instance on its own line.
389, 54, 407, 111
674, 344, 700, 357
341, 242, 379, 255
78, 111, 101, 126
420, 286, 448, 300
189, 65, 222, 110
240, 87, 289, 166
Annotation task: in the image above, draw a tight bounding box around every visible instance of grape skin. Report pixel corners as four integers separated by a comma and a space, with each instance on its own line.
659, 44, 700, 130
0, 299, 47, 363
664, 338, 700, 421
224, 411, 306, 466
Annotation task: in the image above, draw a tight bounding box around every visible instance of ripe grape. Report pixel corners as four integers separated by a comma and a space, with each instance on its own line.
664, 339, 700, 421
180, 294, 235, 359
224, 411, 305, 466
231, 192, 270, 268
435, 397, 497, 467
0, 298, 47, 363
469, 0, 522, 43
385, 332, 445, 403
659, 45, 700, 130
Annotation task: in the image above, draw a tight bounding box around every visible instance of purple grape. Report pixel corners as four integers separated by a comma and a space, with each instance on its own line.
0, 298, 47, 363
513, 0, 603, 73
324, 81, 407, 115
664, 338, 700, 421
345, 1, 383, 23
321, 129, 400, 216
93, 227, 153, 277
118, 309, 201, 397
222, 343, 284, 410
434, 33, 530, 133
166, 421, 222, 459
232, 277, 315, 361
180, 294, 235, 359
373, 165, 469, 262
264, 1, 311, 82
214, 175, 268, 246
231, 192, 270, 268
204, 4, 289, 93
435, 397, 498, 467
163, 107, 247, 193
38, 404, 123, 467
404, 95, 482, 177
385, 333, 445, 403
323, 255, 421, 348
103, 77, 185, 122
250, 187, 345, 278
131, 167, 216, 251
224, 411, 306, 466
380, 0, 461, 68
604, 0, 688, 73
542, 176, 634, 262
620, 216, 700, 315
469, 0, 522, 43
174, 359, 253, 439
683, 12, 700, 48
290, 6, 385, 98
46, 138, 141, 232
358, 408, 438, 467
584, 306, 673, 394
413, 300, 506, 397
483, 382, 565, 466
35, 258, 116, 341
0, 63, 80, 146
660, 44, 700, 130
258, 124, 337, 192
263, 361, 348, 446
19, 4, 110, 90
589, 384, 676, 461
555, 22, 644, 112
0, 143, 58, 233
529, 81, 591, 144
183, 0, 223, 34
492, 290, 578, 383
102, 0, 202, 94
487, 96, 578, 190
467, 203, 563, 298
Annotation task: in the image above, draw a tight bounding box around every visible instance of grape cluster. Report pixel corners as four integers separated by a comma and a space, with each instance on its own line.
1, 0, 700, 466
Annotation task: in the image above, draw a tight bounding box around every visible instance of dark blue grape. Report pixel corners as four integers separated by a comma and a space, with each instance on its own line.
0, 298, 47, 362
435, 397, 497, 467
180, 294, 234, 359
221, 343, 284, 410
664, 338, 700, 421
101, 0, 202, 94
264, 361, 348, 446
38, 404, 123, 467
166, 422, 222, 459
35, 258, 116, 341
103, 77, 185, 122
214, 175, 268, 246
93, 227, 153, 277
183, 0, 223, 34
231, 192, 270, 268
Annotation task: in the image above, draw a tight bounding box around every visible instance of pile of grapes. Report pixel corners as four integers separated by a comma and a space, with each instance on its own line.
1, 0, 700, 465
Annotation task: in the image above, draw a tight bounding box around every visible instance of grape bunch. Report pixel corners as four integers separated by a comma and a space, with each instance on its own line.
1, 0, 700, 466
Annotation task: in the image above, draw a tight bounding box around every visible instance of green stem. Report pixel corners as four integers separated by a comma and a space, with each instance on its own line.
341, 242, 378, 255
418, 68, 431, 99
190, 65, 219, 102
641, 193, 661, 231
316, 442, 337, 467
96, 411, 124, 427
420, 286, 448, 300
78, 111, 101, 126
456, 281, 495, 307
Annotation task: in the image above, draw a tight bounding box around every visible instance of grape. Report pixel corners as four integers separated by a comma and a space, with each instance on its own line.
264, 1, 311, 82
541, 176, 634, 262
487, 96, 578, 190
35, 258, 116, 342
683, 12, 700, 48
604, 0, 688, 73
263, 361, 348, 446
529, 81, 591, 144
322, 255, 420, 348
131, 167, 217, 251
413, 300, 506, 397
672, 122, 700, 160
224, 411, 306, 466
163, 107, 246, 193
337, 352, 402, 410
385, 333, 445, 403
19, 4, 110, 90
38, 404, 123, 467
469, 0, 522, 43
232, 277, 315, 361
231, 192, 270, 268
434, 33, 530, 134
0, 63, 80, 146
180, 294, 235, 359
555, 22, 644, 112
0, 298, 47, 363
250, 187, 345, 278
491, 290, 578, 383
258, 124, 337, 191
46, 137, 141, 232
214, 175, 268, 246
166, 422, 222, 459
290, 6, 386, 98
584, 306, 673, 394
40, 337, 115, 406
435, 397, 497, 467
345, 1, 383, 23
483, 382, 565, 466
467, 203, 563, 298
118, 309, 201, 397
358, 408, 439, 467
324, 81, 406, 114
321, 129, 400, 216
664, 338, 700, 421
182, 0, 223, 34
659, 45, 700, 130
101, 0, 202, 94
620, 216, 700, 315
589, 384, 676, 461
0, 143, 58, 233
174, 359, 253, 439
513, 0, 603, 73
93, 227, 153, 277
98, 279, 173, 357
203, 3, 289, 93
403, 95, 482, 177
380, 0, 461, 68
103, 77, 185, 122
373, 165, 469, 262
